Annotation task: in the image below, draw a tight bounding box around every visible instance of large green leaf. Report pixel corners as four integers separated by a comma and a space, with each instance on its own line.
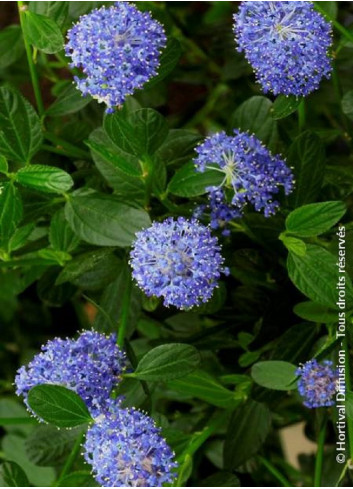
0, 26, 24, 69
29, 1, 69, 28
287, 131, 325, 207
15, 164, 73, 194
104, 108, 168, 157
65, 191, 151, 247
231, 96, 278, 148
155, 129, 200, 166
47, 84, 92, 117
285, 201, 346, 237
168, 162, 223, 197
287, 244, 353, 309
271, 95, 302, 120
251, 361, 297, 390
27, 385, 92, 428
0, 183, 23, 242
0, 461, 30, 487
22, 11, 64, 54
224, 400, 271, 469
0, 86, 42, 163
132, 344, 201, 382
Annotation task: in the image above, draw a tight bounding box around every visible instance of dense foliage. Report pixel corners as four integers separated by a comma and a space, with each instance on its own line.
0, 1, 353, 487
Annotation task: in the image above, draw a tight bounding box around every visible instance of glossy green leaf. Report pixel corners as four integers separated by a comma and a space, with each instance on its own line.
156, 129, 200, 166
27, 385, 92, 428
133, 344, 201, 382
0, 155, 8, 174
224, 400, 271, 469
168, 161, 223, 197
22, 11, 64, 54
271, 95, 302, 120
280, 235, 306, 256
293, 301, 337, 323
65, 191, 151, 247
0, 86, 42, 163
0, 26, 24, 69
251, 361, 297, 390
0, 461, 30, 487
287, 131, 325, 207
285, 201, 346, 237
0, 183, 23, 242
16, 164, 73, 194
47, 84, 92, 117
49, 209, 80, 252
104, 108, 168, 156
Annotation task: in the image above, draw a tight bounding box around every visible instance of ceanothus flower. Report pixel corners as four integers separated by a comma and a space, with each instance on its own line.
234, 1, 332, 96
15, 331, 127, 414
193, 130, 294, 225
65, 2, 167, 112
296, 359, 338, 408
84, 399, 177, 487
130, 217, 226, 309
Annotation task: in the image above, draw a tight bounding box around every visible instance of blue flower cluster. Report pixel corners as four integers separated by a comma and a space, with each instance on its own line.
65, 2, 166, 112
15, 331, 177, 487
193, 130, 294, 230
15, 330, 127, 412
296, 359, 338, 408
130, 217, 227, 309
85, 399, 177, 487
234, 1, 332, 96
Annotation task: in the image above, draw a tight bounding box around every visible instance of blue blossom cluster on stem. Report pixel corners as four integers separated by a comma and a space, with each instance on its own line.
296, 359, 339, 408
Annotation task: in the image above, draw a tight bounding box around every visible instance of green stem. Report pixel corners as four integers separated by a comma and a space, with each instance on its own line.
257, 455, 292, 487
344, 336, 353, 462
314, 415, 327, 487
44, 133, 90, 160
298, 99, 306, 132
314, 3, 353, 44
54, 431, 84, 486
117, 276, 132, 348
17, 1, 45, 118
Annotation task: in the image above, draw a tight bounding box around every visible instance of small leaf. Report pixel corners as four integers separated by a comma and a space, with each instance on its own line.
224, 399, 271, 469
168, 161, 223, 197
22, 11, 64, 54
0, 183, 23, 242
104, 108, 168, 157
0, 86, 42, 163
49, 209, 80, 253
0, 25, 25, 69
342, 91, 353, 121
271, 95, 302, 120
0, 155, 8, 174
156, 129, 200, 166
280, 235, 307, 256
47, 84, 92, 117
251, 361, 297, 390
133, 344, 200, 382
27, 385, 92, 428
0, 461, 30, 487
285, 201, 346, 237
65, 192, 151, 247
293, 301, 337, 323
16, 164, 73, 194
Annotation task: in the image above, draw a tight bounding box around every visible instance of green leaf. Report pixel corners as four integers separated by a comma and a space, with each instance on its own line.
87, 131, 142, 177
342, 90, 353, 121
293, 301, 337, 323
104, 108, 168, 157
168, 161, 223, 197
251, 361, 297, 390
22, 11, 64, 54
133, 344, 200, 382
280, 235, 307, 256
271, 95, 302, 120
155, 129, 200, 166
29, 1, 68, 28
0, 155, 8, 174
287, 131, 325, 207
0, 183, 23, 242
287, 244, 353, 309
285, 201, 346, 237
0, 26, 24, 69
0, 86, 42, 163
25, 425, 82, 467
168, 370, 239, 408
47, 84, 92, 117
224, 400, 271, 469
65, 191, 151, 247
231, 96, 278, 148
27, 385, 92, 428
144, 38, 182, 88
15, 164, 73, 194
0, 461, 30, 487
49, 209, 80, 252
